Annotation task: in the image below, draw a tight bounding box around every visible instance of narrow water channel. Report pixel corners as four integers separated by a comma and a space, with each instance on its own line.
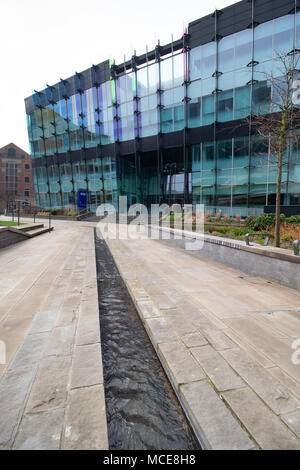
95, 233, 199, 451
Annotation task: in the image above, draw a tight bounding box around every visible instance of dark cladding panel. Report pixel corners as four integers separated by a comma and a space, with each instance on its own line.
255, 0, 295, 24
162, 131, 183, 148
217, 2, 252, 37
189, 15, 216, 48
140, 135, 157, 152
188, 0, 296, 48
85, 147, 97, 160
119, 141, 135, 155
215, 119, 249, 140
101, 144, 115, 157
188, 125, 215, 145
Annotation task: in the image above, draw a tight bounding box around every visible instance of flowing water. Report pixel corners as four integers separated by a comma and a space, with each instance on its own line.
95, 234, 199, 450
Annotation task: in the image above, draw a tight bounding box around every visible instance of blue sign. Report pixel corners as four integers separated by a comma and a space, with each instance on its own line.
77, 190, 87, 208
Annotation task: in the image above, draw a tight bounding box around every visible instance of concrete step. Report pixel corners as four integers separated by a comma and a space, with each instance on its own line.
18, 224, 44, 233
24, 227, 54, 238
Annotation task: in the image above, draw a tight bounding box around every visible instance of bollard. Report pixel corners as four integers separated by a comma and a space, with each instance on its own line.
245, 233, 270, 247
293, 239, 300, 256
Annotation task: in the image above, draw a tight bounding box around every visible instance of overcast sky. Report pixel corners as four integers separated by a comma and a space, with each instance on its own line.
0, 0, 235, 152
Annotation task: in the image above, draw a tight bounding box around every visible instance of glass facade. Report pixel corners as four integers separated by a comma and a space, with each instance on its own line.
25, 5, 300, 215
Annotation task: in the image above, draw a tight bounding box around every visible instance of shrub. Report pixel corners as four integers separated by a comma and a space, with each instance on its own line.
215, 210, 222, 222
245, 213, 285, 231
286, 215, 300, 225
68, 211, 78, 217
232, 228, 249, 237
204, 211, 211, 223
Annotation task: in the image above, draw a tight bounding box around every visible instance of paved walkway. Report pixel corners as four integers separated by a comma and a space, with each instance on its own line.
103, 225, 300, 450
0, 218, 108, 450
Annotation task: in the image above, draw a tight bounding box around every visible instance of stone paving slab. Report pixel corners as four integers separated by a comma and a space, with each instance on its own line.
63, 385, 108, 450
0, 219, 108, 450
191, 345, 245, 392
180, 381, 254, 450
223, 388, 300, 450
103, 224, 300, 450
12, 409, 64, 450
221, 348, 300, 415
158, 341, 205, 388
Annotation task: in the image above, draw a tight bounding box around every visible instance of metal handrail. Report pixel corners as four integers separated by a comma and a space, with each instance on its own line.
293, 239, 300, 256
245, 232, 270, 247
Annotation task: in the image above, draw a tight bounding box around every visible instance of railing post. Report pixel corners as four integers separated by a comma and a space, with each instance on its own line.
49, 213, 51, 230
293, 239, 300, 256
18, 208, 20, 226
245, 233, 270, 247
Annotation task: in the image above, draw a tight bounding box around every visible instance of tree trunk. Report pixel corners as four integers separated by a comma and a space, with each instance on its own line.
275, 148, 283, 247
275, 81, 290, 248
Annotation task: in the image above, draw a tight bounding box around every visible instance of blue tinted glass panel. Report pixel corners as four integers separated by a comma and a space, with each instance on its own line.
273, 14, 294, 55
202, 95, 215, 125
188, 99, 201, 128
190, 46, 201, 80
161, 57, 173, 90
201, 42, 216, 78
235, 29, 252, 68
254, 20, 273, 62
218, 35, 235, 72
217, 90, 233, 122
235, 85, 251, 119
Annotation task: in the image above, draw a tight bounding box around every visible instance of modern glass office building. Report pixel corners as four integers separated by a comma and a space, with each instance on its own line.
25, 0, 300, 215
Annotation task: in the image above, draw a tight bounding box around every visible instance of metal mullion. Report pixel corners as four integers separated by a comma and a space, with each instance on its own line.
28, 116, 40, 206
133, 63, 142, 204
247, 0, 255, 215
65, 97, 76, 208
51, 103, 63, 208
96, 85, 106, 204
183, 34, 190, 205
156, 45, 164, 204
214, 10, 218, 211
79, 90, 90, 211
39, 106, 52, 208
111, 71, 121, 209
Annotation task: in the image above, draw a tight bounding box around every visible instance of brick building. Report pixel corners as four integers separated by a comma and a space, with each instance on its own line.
0, 143, 35, 212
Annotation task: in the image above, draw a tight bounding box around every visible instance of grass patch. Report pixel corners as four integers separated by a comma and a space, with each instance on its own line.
0, 221, 24, 226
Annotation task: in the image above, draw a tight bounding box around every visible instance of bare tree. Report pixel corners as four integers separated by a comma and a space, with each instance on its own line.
249, 53, 300, 247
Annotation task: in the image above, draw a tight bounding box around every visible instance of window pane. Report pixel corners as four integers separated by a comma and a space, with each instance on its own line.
254, 20, 273, 62
190, 46, 201, 80
218, 35, 235, 72
217, 90, 233, 122
235, 29, 252, 68
235, 85, 251, 119
273, 14, 294, 55
201, 42, 216, 78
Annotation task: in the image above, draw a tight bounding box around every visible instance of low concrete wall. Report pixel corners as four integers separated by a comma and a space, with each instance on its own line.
151, 226, 300, 291
0, 228, 26, 249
